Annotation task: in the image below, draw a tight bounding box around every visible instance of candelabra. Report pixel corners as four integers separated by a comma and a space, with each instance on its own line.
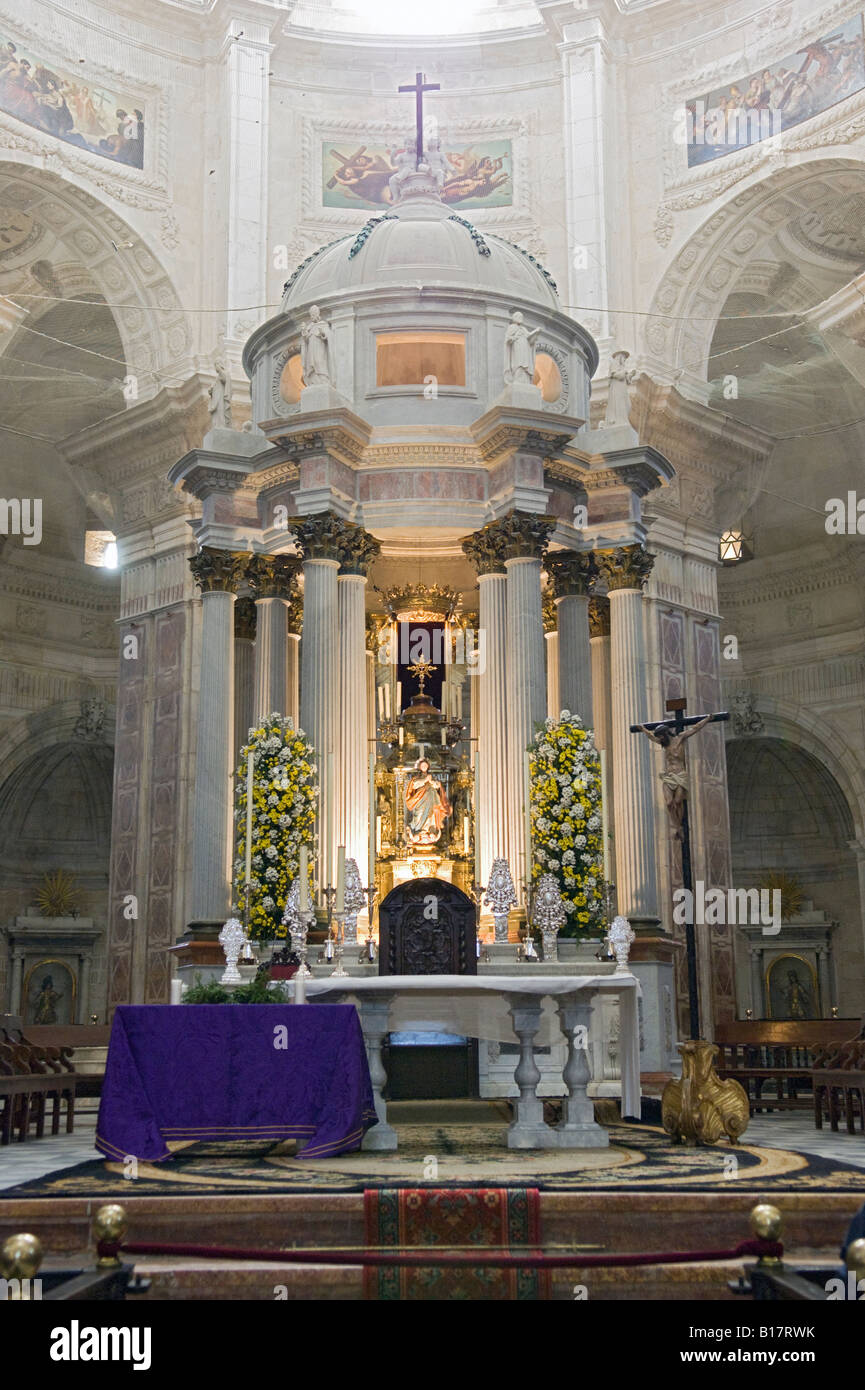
606, 915, 635, 973
295, 908, 315, 978
342, 857, 367, 946
439, 715, 465, 749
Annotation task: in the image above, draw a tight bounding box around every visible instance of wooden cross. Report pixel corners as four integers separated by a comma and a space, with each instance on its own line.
630, 697, 729, 1041
398, 71, 440, 164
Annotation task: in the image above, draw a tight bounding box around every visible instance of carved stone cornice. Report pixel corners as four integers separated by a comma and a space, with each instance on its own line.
234, 596, 257, 641
546, 550, 599, 599
473, 419, 576, 465
596, 545, 655, 593
188, 549, 247, 595
588, 596, 611, 638
338, 527, 381, 577
461, 527, 508, 576
489, 511, 556, 562
262, 408, 372, 466
246, 553, 301, 599
581, 460, 670, 498
171, 459, 251, 501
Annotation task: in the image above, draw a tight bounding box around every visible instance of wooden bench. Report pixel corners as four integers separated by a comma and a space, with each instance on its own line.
714, 1020, 861, 1114
812, 1038, 865, 1135
22, 1025, 111, 1106
0, 1035, 77, 1144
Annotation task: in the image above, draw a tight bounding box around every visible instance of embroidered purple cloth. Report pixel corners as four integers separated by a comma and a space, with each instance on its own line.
96, 1004, 376, 1162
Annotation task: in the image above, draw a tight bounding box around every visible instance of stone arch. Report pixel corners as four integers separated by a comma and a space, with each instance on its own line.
0, 161, 190, 397
645, 156, 865, 401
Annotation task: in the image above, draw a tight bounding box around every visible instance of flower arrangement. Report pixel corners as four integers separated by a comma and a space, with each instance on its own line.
233, 714, 317, 942
529, 710, 606, 936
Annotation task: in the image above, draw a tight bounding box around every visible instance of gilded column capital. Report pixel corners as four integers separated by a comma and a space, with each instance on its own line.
337, 526, 381, 576
588, 595, 611, 638
286, 592, 303, 636
461, 527, 508, 576
542, 588, 557, 634
188, 548, 246, 594
496, 510, 555, 561
596, 544, 655, 592
246, 553, 301, 599
234, 595, 257, 641
546, 550, 599, 599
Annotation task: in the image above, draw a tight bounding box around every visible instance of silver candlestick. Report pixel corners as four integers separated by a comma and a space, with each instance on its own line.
296, 908, 315, 978
330, 911, 348, 977
342, 857, 366, 947
219, 918, 245, 984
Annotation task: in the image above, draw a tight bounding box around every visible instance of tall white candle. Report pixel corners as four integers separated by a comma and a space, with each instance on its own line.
244, 751, 254, 886
396, 681, 402, 712
473, 752, 481, 885
384, 682, 391, 720
440, 725, 447, 747
463, 814, 470, 856
335, 844, 346, 913
299, 844, 310, 912
600, 748, 611, 881
456, 685, 462, 720
398, 725, 404, 748
368, 752, 376, 887
170, 979, 183, 1006
377, 685, 384, 722
294, 971, 306, 1005
326, 751, 334, 892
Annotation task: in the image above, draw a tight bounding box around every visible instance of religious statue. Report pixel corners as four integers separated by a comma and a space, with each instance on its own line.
388, 137, 417, 203
424, 135, 452, 191
604, 349, 636, 427
34, 974, 62, 1025
504, 310, 540, 386
404, 757, 451, 848
781, 968, 812, 1020
208, 359, 233, 429
300, 305, 332, 388
635, 714, 714, 840
376, 786, 394, 848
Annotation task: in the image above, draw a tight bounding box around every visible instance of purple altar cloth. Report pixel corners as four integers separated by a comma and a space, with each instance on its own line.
96, 1004, 376, 1163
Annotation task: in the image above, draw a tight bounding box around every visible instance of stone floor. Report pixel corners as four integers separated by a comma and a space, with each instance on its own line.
0, 1106, 862, 1193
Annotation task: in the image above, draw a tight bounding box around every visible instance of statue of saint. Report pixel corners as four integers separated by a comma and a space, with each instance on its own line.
34, 974, 62, 1025
781, 969, 811, 1020
504, 310, 540, 386
208, 359, 233, 429
404, 758, 451, 848
605, 349, 636, 427
635, 715, 713, 840
300, 304, 332, 388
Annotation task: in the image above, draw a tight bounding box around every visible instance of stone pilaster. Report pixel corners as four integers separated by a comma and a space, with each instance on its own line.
292, 513, 360, 893
597, 545, 658, 926
462, 527, 511, 891
188, 549, 246, 927
233, 596, 256, 754
337, 527, 381, 884
547, 550, 598, 726
247, 554, 300, 723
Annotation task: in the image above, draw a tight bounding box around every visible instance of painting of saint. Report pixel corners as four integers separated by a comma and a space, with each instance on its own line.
404, 758, 451, 848
323, 139, 512, 211
685, 15, 865, 167
0, 40, 144, 168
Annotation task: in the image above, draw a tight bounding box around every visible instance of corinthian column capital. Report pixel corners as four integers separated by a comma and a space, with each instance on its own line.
588, 595, 611, 638
461, 527, 508, 575
189, 548, 246, 594
246, 553, 301, 599
288, 512, 355, 562
596, 544, 655, 592
337, 526, 381, 576
546, 549, 599, 599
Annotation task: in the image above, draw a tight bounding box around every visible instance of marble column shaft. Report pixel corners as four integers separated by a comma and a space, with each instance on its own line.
188, 550, 244, 924
286, 631, 300, 728
601, 547, 659, 924
477, 571, 511, 887
545, 630, 559, 720
300, 557, 339, 890
338, 571, 370, 875
254, 598, 288, 721
506, 552, 548, 900
547, 550, 597, 726
233, 601, 255, 754
590, 597, 614, 873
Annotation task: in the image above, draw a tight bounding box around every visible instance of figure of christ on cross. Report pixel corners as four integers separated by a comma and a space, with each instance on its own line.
398, 71, 440, 165
634, 712, 714, 841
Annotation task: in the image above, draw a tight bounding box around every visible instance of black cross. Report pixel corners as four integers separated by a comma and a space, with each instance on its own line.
398, 71, 440, 165
629, 697, 729, 1041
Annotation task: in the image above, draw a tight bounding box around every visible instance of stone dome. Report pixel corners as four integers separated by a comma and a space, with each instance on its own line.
281, 187, 559, 316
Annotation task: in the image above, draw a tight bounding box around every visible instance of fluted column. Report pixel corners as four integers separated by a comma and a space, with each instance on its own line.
462, 529, 511, 891
337, 528, 381, 881
286, 594, 301, 728
248, 555, 300, 723
188, 549, 245, 925
597, 545, 658, 926
589, 596, 613, 867
547, 550, 597, 726
543, 588, 559, 719
233, 596, 256, 753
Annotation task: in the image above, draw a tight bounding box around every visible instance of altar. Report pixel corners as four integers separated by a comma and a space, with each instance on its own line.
305, 973, 640, 1151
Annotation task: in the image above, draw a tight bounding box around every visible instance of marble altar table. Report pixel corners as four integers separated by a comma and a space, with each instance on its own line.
305, 974, 640, 1152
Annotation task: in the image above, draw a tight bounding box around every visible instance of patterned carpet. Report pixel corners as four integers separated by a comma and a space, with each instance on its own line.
4, 1120, 864, 1196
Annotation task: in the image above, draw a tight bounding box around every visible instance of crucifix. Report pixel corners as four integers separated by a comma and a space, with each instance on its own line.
630, 697, 729, 1040
408, 656, 437, 697
398, 71, 440, 165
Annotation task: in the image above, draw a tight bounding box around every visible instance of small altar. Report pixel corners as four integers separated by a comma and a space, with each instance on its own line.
304, 972, 640, 1151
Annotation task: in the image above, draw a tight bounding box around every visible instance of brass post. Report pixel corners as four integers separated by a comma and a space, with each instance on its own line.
0, 1233, 43, 1299
93, 1203, 128, 1267
750, 1202, 783, 1267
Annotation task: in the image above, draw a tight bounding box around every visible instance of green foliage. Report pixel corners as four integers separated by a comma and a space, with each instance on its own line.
181, 973, 283, 1004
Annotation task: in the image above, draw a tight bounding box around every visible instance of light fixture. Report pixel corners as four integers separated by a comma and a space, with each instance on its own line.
719, 529, 752, 564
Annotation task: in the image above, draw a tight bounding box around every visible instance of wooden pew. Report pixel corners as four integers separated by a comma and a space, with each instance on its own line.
0, 1037, 76, 1143
714, 1020, 861, 1114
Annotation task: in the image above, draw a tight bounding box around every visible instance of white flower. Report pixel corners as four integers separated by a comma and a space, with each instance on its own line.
548, 859, 559, 870
262, 896, 275, 910
575, 835, 586, 848
267, 793, 279, 807
544, 717, 554, 730
560, 709, 572, 720
265, 845, 278, 859
562, 850, 576, 865
588, 814, 600, 829
265, 867, 278, 881
539, 742, 554, 759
